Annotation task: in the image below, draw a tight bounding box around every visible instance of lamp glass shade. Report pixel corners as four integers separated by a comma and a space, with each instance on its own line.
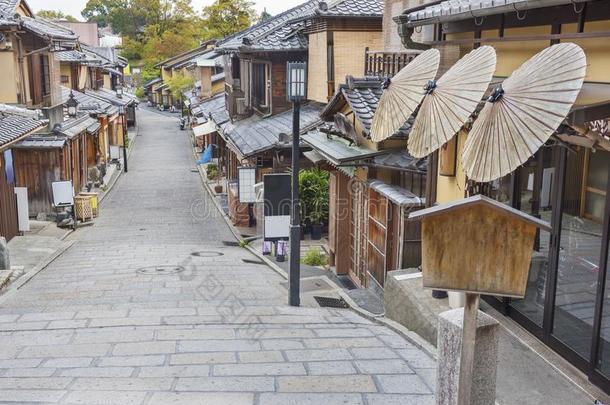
66, 91, 78, 117
287, 62, 306, 101
116, 85, 123, 97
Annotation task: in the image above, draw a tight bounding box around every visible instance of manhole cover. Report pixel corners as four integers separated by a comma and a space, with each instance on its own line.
136, 265, 185, 275
191, 251, 224, 257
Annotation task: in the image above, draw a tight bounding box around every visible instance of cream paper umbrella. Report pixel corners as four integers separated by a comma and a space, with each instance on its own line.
370, 48, 440, 142
462, 43, 587, 183
407, 46, 497, 158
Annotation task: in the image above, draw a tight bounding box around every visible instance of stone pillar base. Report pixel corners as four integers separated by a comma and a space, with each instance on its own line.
436, 307, 499, 405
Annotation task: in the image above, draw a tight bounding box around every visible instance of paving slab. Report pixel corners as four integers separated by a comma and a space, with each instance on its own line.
0, 110, 436, 404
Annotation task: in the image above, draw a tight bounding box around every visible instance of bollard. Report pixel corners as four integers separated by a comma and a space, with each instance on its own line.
436, 307, 499, 405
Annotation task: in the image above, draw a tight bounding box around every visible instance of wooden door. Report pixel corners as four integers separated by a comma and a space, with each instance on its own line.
367, 189, 389, 287
349, 180, 368, 287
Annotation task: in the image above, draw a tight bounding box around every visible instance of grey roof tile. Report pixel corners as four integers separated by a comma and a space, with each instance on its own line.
218, 0, 320, 52
59, 115, 99, 138
314, 0, 383, 17
0, 111, 47, 148
323, 76, 411, 138
372, 150, 427, 172
21, 16, 77, 41
55, 50, 100, 63
221, 103, 324, 157
13, 135, 67, 149
0, 0, 18, 17
61, 86, 113, 116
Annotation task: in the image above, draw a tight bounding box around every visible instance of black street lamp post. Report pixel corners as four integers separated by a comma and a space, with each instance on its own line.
118, 105, 128, 173
286, 61, 306, 307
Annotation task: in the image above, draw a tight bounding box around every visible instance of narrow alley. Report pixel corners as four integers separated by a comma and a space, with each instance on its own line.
0, 109, 436, 405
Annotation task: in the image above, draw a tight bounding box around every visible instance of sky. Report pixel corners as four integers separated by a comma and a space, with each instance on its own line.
27, 0, 304, 21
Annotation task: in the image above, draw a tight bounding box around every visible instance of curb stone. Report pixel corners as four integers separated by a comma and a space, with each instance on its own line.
189, 133, 439, 362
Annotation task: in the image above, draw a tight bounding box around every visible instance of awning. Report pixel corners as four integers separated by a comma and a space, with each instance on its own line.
193, 121, 217, 137
369, 180, 425, 207
404, 0, 587, 26
87, 122, 101, 134
304, 150, 326, 164
301, 130, 387, 166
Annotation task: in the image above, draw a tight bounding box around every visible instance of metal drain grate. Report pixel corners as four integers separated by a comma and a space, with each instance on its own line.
242, 259, 265, 265
136, 265, 185, 275
191, 251, 224, 257
314, 296, 350, 309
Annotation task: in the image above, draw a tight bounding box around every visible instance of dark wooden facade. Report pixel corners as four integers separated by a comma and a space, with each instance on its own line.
0, 152, 19, 241
13, 133, 87, 216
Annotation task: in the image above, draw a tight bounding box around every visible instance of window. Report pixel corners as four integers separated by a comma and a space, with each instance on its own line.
252, 62, 270, 113
40, 54, 51, 96
61, 75, 70, 85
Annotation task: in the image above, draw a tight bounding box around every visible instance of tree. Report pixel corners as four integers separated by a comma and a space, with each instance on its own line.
259, 8, 272, 23
202, 0, 255, 39
166, 72, 195, 96
37, 10, 78, 21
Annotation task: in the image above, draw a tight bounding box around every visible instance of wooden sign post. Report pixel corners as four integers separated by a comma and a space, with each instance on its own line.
410, 195, 551, 404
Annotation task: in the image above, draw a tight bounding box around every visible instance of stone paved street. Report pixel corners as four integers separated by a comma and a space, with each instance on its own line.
0, 109, 436, 405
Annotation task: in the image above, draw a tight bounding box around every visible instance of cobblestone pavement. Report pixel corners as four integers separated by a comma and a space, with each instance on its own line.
0, 109, 436, 405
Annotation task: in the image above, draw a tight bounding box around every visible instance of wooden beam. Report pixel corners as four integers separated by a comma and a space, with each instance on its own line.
428, 30, 610, 45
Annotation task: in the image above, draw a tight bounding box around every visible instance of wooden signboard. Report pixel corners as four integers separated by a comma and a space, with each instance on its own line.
409, 194, 550, 298
410, 194, 551, 405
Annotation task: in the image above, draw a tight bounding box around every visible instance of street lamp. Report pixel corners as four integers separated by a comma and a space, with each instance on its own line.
66, 91, 78, 117
116, 84, 123, 99
118, 104, 128, 173
286, 61, 306, 307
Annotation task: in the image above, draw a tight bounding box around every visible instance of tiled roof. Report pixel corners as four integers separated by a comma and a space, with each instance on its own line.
0, 0, 18, 16
190, 93, 226, 118
372, 150, 427, 172
85, 88, 133, 107
144, 78, 162, 88
56, 50, 100, 63
0, 109, 47, 149
173, 49, 218, 69
218, 0, 319, 52
323, 77, 411, 138
369, 180, 424, 206
21, 16, 78, 41
59, 115, 99, 139
13, 135, 67, 149
314, 0, 383, 18
61, 86, 113, 116
155, 45, 213, 69
302, 129, 385, 165
404, 0, 580, 25
220, 102, 324, 158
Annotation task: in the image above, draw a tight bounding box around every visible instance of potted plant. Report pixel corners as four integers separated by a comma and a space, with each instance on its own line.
299, 169, 329, 240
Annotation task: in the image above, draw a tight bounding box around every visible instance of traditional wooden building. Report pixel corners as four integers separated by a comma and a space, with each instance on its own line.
12, 114, 98, 216
0, 106, 47, 240
303, 76, 426, 289
398, 0, 610, 392
301, 0, 384, 102
0, 0, 78, 126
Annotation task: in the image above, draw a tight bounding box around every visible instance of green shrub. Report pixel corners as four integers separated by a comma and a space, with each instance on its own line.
135, 87, 145, 98
301, 248, 327, 267
299, 169, 329, 225
206, 163, 218, 180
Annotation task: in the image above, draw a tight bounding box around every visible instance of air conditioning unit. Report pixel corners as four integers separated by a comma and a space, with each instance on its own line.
236, 98, 248, 115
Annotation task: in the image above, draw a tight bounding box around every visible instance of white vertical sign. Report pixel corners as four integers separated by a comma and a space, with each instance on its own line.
14, 187, 29, 232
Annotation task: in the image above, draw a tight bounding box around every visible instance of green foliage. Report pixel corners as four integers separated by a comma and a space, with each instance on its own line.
238, 239, 249, 248
166, 72, 195, 97
301, 248, 327, 267
134, 87, 145, 98
299, 169, 330, 225
206, 163, 218, 180
37, 10, 78, 21
202, 0, 255, 39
